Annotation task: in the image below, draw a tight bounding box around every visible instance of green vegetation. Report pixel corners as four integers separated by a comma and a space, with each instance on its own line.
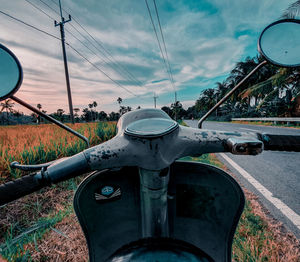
1, 204, 73, 261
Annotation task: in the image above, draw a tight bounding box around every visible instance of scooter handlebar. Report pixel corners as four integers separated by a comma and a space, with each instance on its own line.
0, 152, 90, 206
258, 133, 300, 152
1, 126, 299, 206
0, 173, 46, 206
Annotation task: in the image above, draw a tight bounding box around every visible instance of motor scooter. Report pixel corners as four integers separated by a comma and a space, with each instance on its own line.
0, 19, 300, 262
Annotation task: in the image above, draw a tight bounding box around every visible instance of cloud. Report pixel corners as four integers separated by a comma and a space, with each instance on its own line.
0, 0, 295, 115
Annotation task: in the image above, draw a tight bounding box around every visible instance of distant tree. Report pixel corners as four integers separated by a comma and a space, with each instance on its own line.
31, 112, 38, 123
93, 101, 98, 121
98, 111, 107, 121
57, 108, 64, 116
36, 104, 42, 124
82, 108, 92, 122
56, 108, 65, 122
13, 110, 22, 124
0, 99, 15, 125
171, 101, 186, 119
161, 106, 172, 117
119, 105, 131, 115
109, 111, 120, 121
186, 105, 197, 119
117, 97, 122, 105
195, 89, 216, 114
73, 108, 80, 122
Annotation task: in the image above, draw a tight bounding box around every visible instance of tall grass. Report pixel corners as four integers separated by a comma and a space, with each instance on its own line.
0, 122, 116, 181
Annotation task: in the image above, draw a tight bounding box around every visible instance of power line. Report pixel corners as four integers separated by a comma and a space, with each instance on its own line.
24, 0, 55, 20
71, 19, 144, 87
144, 0, 175, 95
23, 1, 119, 72
0, 10, 60, 40
153, 0, 176, 89
48, 0, 144, 87
37, 0, 60, 17
26, 0, 144, 89
67, 22, 144, 87
66, 43, 141, 97
0, 9, 141, 98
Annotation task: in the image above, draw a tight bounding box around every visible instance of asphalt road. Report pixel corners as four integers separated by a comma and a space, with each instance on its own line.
186, 120, 300, 239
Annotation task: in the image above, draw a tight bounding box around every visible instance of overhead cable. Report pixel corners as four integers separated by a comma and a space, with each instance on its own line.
66, 43, 141, 97
0, 9, 141, 98
48, 0, 144, 87
0, 10, 60, 40
144, 0, 175, 93
153, 0, 176, 88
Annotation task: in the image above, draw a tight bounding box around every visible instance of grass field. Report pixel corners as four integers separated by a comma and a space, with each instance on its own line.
0, 122, 116, 181
0, 122, 299, 261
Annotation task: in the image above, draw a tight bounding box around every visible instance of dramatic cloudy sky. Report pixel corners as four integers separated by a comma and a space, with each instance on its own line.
0, 0, 295, 114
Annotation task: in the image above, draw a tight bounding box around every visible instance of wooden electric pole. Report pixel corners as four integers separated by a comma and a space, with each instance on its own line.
55, 0, 74, 124
153, 92, 158, 108
174, 91, 177, 120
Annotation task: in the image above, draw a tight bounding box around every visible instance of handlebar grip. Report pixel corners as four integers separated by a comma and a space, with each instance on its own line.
259, 134, 300, 152
0, 174, 47, 206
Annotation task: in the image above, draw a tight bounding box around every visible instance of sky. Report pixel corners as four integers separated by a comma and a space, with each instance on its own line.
0, 0, 296, 115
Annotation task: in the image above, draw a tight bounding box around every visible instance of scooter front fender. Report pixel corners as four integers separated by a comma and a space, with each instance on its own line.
73, 161, 244, 262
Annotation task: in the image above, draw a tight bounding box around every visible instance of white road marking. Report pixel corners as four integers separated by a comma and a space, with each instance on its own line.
219, 153, 300, 230
240, 127, 260, 132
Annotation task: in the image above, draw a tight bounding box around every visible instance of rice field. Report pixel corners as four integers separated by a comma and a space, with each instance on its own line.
0, 122, 116, 181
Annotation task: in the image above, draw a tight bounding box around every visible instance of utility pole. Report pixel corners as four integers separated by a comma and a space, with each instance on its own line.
215, 92, 218, 117
55, 0, 74, 124
174, 91, 177, 120
153, 92, 158, 108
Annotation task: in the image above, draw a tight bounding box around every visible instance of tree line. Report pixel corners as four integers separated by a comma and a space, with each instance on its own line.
180, 55, 300, 121
0, 97, 135, 125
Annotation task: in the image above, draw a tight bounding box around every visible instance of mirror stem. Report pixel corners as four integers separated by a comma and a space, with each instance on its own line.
11, 95, 90, 147
198, 60, 268, 128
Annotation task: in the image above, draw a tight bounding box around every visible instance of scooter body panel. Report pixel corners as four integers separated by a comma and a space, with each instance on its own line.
74, 161, 244, 262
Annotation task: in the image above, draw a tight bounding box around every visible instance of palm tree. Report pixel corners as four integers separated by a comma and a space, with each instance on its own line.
117, 97, 122, 105
57, 108, 64, 115
215, 81, 228, 98
56, 108, 65, 122
73, 108, 80, 122
195, 88, 216, 114
279, 2, 300, 116
0, 99, 14, 125
282, 0, 300, 18
82, 108, 91, 122
92, 101, 98, 121
36, 104, 42, 124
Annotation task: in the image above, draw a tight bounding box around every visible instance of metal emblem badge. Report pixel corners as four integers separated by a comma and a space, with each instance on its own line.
95, 186, 121, 202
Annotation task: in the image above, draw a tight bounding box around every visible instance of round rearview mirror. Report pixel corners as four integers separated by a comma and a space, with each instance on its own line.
258, 19, 300, 67
0, 44, 23, 101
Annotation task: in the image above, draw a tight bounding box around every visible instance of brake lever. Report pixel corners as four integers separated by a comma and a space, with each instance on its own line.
10, 158, 68, 172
